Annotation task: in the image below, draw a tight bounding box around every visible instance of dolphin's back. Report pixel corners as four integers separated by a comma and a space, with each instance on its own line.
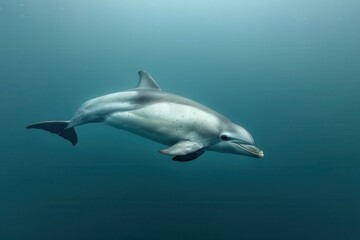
131, 89, 230, 122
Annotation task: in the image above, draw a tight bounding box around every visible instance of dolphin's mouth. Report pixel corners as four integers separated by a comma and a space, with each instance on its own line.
233, 143, 264, 158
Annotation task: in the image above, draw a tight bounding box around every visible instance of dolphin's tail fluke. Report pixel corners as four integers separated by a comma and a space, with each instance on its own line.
26, 121, 78, 146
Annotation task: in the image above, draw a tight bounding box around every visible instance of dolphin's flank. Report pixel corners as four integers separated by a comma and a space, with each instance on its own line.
27, 71, 264, 161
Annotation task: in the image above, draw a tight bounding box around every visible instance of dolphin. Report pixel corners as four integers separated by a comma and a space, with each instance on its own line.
27, 71, 264, 161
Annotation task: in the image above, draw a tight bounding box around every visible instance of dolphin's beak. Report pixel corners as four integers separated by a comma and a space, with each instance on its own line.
227, 124, 264, 158
240, 144, 264, 158
232, 142, 264, 158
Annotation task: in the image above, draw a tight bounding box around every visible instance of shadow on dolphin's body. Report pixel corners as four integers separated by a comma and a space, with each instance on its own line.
27, 71, 264, 161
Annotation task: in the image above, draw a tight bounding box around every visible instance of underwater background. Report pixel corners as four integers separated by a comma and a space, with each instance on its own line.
1, 0, 360, 239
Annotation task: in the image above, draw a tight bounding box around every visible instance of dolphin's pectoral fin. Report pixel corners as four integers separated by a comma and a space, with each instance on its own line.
136, 71, 161, 90
173, 149, 205, 162
160, 141, 204, 161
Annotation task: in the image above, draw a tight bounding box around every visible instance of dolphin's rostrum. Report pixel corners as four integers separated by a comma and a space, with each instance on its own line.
27, 71, 264, 161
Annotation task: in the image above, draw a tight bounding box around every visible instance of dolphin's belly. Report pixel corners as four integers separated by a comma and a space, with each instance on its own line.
104, 102, 221, 146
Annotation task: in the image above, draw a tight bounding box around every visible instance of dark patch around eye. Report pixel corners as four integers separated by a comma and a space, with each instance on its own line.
220, 135, 229, 140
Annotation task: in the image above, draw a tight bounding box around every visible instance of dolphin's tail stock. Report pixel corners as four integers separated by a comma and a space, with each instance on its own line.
26, 121, 78, 146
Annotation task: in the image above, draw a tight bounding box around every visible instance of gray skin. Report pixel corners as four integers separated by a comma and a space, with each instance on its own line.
27, 71, 264, 161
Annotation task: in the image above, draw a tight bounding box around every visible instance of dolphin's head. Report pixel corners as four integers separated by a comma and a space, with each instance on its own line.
209, 122, 264, 158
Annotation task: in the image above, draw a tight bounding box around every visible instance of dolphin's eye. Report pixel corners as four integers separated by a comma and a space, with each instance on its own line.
220, 134, 229, 141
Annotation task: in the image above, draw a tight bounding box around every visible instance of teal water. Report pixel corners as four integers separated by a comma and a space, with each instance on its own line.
1, 1, 360, 239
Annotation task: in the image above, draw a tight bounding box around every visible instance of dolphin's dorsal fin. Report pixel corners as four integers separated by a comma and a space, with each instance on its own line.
136, 71, 161, 90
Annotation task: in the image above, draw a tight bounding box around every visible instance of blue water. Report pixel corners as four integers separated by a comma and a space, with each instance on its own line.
1, 1, 360, 239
